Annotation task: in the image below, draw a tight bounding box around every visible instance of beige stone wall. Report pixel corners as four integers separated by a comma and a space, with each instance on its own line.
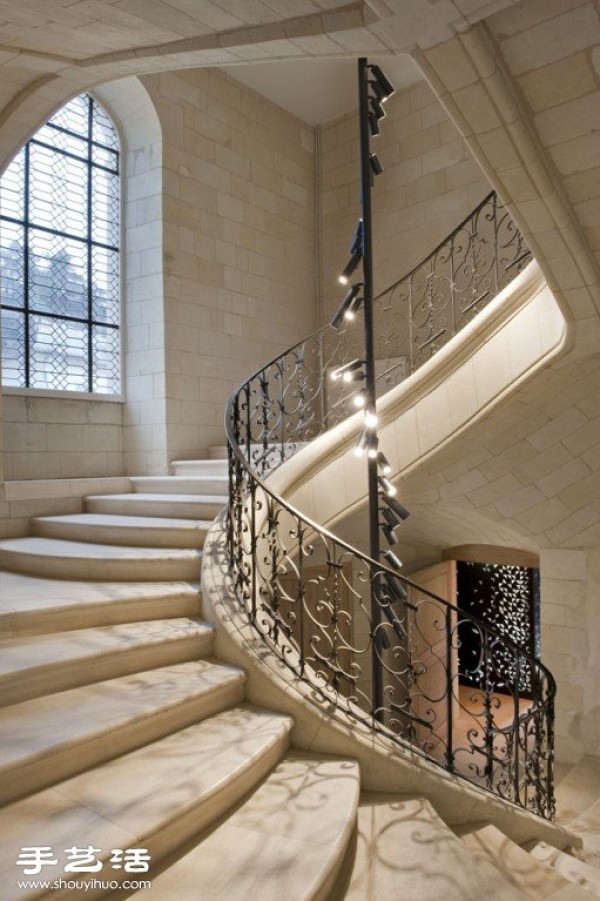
319, 78, 490, 323
142, 68, 317, 463
0, 69, 318, 480
2, 395, 124, 481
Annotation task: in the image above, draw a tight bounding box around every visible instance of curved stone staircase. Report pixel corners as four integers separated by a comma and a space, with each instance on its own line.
0, 450, 597, 900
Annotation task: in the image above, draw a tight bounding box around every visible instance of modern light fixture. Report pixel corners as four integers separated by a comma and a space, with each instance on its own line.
338, 248, 362, 284
330, 359, 364, 382
377, 452, 391, 475
354, 430, 368, 457
382, 523, 398, 545
377, 475, 396, 497
370, 153, 383, 177
369, 64, 395, 102
331, 283, 363, 330
366, 432, 379, 459
383, 495, 410, 522
382, 549, 403, 570
382, 570, 407, 603
368, 113, 380, 138
369, 97, 386, 121
364, 410, 378, 428
353, 391, 367, 408
350, 219, 364, 254
356, 428, 378, 458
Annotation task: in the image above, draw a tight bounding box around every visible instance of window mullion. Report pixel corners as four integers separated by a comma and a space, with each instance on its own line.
24, 142, 31, 388
87, 95, 94, 394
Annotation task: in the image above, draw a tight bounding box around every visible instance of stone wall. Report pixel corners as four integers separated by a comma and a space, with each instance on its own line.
142, 68, 318, 464
2, 395, 123, 481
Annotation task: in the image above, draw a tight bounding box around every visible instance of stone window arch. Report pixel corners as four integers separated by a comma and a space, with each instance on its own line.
0, 92, 121, 395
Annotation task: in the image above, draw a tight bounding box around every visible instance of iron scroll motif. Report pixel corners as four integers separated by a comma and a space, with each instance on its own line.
225, 191, 554, 820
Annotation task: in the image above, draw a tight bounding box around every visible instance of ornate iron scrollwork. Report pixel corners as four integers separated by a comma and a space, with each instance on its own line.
225, 191, 554, 820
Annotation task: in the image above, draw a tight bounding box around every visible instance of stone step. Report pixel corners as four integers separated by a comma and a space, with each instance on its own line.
208, 445, 228, 459
0, 706, 292, 901
86, 492, 227, 520
0, 617, 213, 707
139, 754, 359, 901
556, 757, 600, 824
171, 459, 229, 477
459, 823, 595, 899
0, 571, 200, 638
131, 475, 229, 496
528, 841, 600, 897
342, 796, 525, 901
0, 536, 201, 581
0, 659, 245, 806
32, 513, 212, 549
569, 800, 600, 870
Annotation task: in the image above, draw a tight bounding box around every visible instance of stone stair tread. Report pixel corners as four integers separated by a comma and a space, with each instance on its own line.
0, 705, 291, 899
459, 823, 596, 899
529, 841, 600, 897
343, 795, 527, 901
0, 618, 213, 711
138, 754, 359, 901
0, 571, 200, 637
0, 618, 211, 675
568, 801, 600, 869
34, 513, 213, 530
0, 570, 199, 612
0, 536, 201, 561
556, 757, 600, 824
0, 659, 246, 804
0, 706, 292, 899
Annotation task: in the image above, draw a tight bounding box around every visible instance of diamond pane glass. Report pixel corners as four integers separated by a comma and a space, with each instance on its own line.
0, 221, 24, 309
47, 95, 89, 137
92, 324, 120, 394
0, 93, 120, 394
92, 144, 118, 172
33, 126, 89, 161
29, 229, 88, 319
29, 315, 88, 391
92, 246, 119, 325
29, 143, 88, 235
92, 167, 119, 247
92, 101, 119, 151
0, 147, 25, 219
1, 309, 26, 386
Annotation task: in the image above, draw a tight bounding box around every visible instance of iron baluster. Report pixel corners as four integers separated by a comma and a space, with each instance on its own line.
223, 188, 552, 820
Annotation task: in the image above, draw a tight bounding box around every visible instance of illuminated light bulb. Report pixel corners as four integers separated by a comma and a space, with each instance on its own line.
364, 411, 378, 428
353, 393, 366, 408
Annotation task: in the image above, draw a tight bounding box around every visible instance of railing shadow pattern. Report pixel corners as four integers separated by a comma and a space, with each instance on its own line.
225, 191, 554, 819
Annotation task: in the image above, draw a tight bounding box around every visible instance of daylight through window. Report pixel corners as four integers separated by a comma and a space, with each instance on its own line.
0, 93, 121, 394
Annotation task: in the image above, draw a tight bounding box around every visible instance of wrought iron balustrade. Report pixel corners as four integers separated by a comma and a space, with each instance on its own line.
225, 191, 554, 819
372, 191, 532, 395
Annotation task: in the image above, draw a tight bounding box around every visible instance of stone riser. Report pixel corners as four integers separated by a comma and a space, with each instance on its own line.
86, 493, 227, 520
131, 476, 229, 496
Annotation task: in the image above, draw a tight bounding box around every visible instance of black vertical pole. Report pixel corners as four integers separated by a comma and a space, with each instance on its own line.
358, 57, 383, 721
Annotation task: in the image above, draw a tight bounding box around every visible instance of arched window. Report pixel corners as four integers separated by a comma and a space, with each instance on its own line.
0, 93, 121, 395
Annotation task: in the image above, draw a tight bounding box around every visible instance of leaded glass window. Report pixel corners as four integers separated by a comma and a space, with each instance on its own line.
0, 93, 121, 394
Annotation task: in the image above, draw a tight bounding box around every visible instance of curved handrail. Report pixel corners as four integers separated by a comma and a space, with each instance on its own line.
224, 191, 554, 819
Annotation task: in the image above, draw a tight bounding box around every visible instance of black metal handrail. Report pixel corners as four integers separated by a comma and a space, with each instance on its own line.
225, 191, 554, 819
